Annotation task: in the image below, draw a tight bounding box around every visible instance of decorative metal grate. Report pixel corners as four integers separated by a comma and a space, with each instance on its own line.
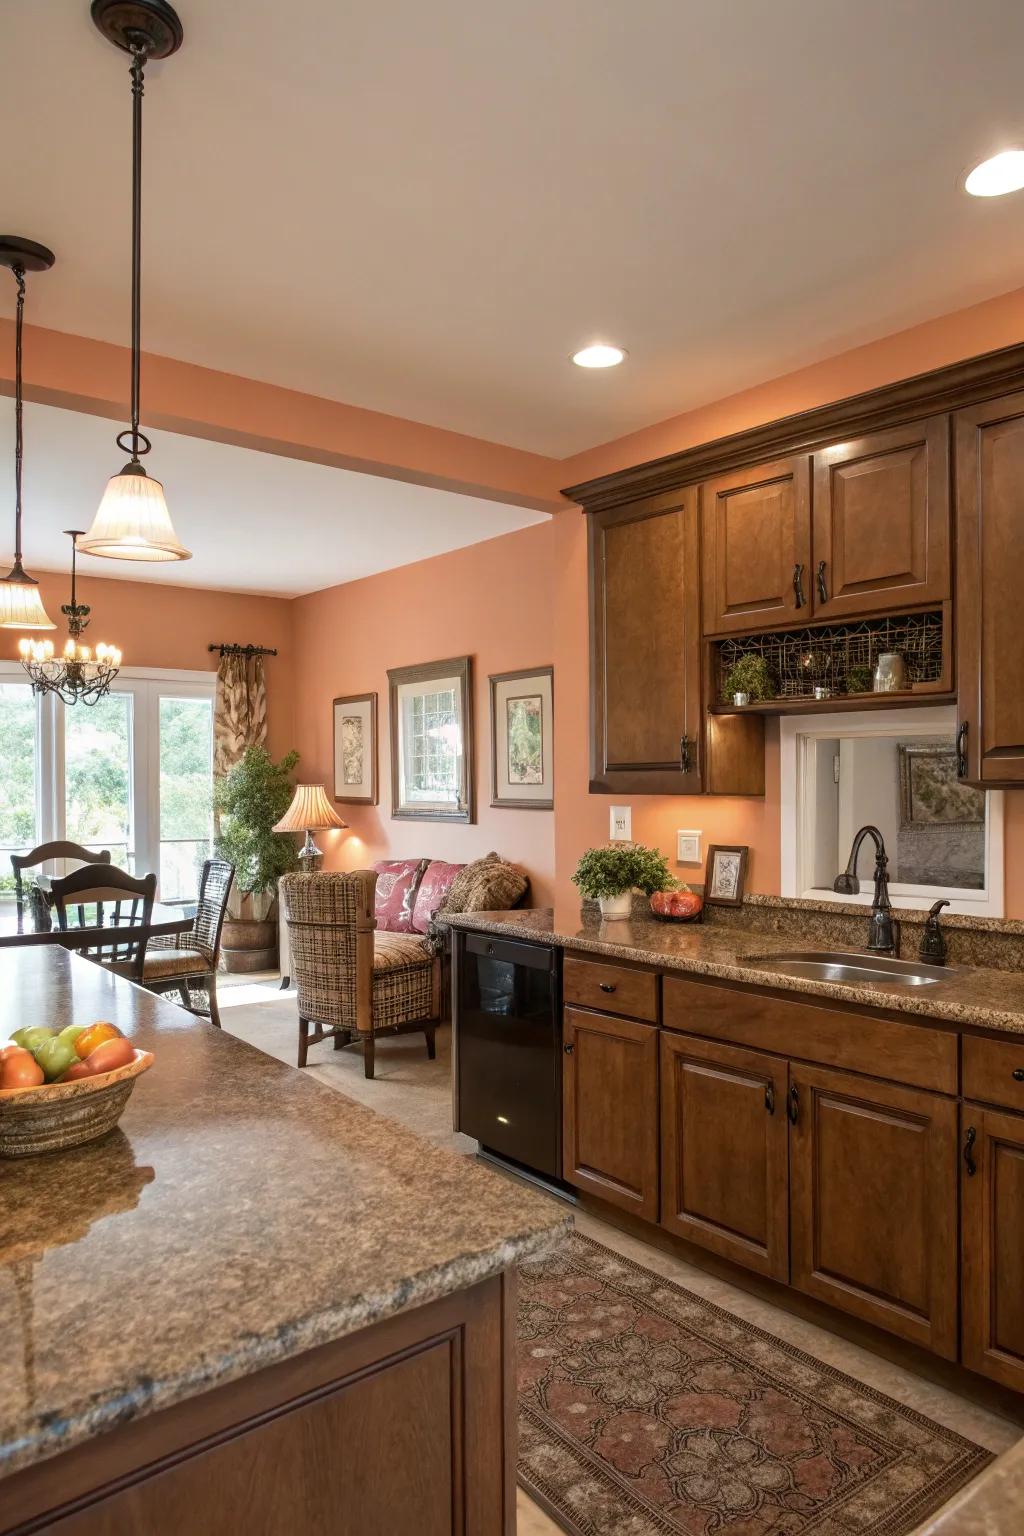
715, 610, 945, 702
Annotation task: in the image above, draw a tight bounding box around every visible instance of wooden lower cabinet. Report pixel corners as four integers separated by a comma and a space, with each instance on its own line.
563, 1005, 659, 1221
659, 1033, 789, 1280
961, 1103, 1024, 1392
789, 1064, 959, 1360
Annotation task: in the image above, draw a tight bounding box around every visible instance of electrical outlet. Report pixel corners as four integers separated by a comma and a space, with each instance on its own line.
609, 805, 632, 841
677, 829, 702, 864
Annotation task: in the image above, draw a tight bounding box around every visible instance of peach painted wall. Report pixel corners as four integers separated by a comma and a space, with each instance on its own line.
289, 523, 557, 905
0, 572, 296, 758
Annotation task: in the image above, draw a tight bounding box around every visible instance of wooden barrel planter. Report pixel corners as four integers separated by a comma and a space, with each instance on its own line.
220, 918, 278, 973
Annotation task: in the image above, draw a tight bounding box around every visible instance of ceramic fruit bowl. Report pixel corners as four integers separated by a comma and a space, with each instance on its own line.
0, 1049, 153, 1159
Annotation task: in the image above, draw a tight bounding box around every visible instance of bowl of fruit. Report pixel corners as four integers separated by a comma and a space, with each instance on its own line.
0, 1021, 153, 1159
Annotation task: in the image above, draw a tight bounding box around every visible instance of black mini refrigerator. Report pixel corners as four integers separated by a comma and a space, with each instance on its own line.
453, 930, 562, 1179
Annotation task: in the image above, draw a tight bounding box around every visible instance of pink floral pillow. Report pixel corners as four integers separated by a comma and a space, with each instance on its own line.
373, 859, 429, 932
412, 861, 465, 933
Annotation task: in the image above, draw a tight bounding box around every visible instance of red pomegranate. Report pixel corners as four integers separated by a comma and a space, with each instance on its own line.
649, 889, 703, 922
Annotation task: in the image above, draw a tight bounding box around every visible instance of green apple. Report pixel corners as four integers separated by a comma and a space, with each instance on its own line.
33, 1035, 79, 1083
11, 1025, 53, 1053
57, 1024, 89, 1048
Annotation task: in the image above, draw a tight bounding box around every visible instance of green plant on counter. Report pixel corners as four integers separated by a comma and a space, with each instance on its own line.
215, 745, 301, 907
722, 653, 777, 701
845, 663, 874, 694
571, 843, 676, 900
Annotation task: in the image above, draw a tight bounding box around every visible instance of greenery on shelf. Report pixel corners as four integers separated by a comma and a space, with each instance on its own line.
571, 842, 676, 900
722, 653, 777, 702
215, 745, 300, 913
845, 663, 874, 694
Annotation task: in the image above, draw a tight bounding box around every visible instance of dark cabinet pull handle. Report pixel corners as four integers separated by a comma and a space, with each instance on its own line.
1013, 1069, 1024, 1083
599, 982, 616, 994
816, 560, 828, 604
963, 1125, 977, 1177
793, 563, 805, 609
787, 1084, 799, 1125
564, 1042, 574, 1055
679, 734, 694, 774
956, 722, 968, 778
764, 1083, 775, 1115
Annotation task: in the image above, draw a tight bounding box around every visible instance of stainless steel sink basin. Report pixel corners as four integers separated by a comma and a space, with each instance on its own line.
738, 950, 948, 987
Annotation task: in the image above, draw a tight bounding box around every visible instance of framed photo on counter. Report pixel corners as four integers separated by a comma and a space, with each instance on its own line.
490, 666, 554, 809
704, 844, 748, 907
333, 693, 378, 804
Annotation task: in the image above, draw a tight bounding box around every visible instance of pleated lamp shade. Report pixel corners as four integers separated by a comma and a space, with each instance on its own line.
0, 572, 56, 629
80, 467, 191, 562
274, 784, 348, 833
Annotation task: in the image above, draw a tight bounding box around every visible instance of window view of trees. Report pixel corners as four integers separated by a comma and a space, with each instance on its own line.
160, 696, 213, 900
0, 683, 36, 894
65, 694, 132, 865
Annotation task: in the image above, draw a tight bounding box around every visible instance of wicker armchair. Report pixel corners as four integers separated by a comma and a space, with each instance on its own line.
281, 870, 439, 1078
142, 858, 234, 1027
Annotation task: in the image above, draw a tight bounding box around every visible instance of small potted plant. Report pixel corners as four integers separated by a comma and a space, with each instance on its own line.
215, 745, 301, 971
722, 653, 776, 706
571, 842, 675, 919
845, 662, 873, 694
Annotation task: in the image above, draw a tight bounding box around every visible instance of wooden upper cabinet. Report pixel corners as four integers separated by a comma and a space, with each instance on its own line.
789, 1063, 958, 1360
961, 1104, 1024, 1392
701, 456, 811, 635
811, 418, 950, 620
589, 489, 703, 794
562, 1006, 659, 1221
955, 392, 1024, 786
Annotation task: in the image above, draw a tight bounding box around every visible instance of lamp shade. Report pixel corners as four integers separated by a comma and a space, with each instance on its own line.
80, 466, 191, 562
0, 572, 55, 629
273, 784, 348, 834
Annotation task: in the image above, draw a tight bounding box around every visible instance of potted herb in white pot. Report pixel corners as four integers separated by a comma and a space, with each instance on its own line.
571, 843, 675, 919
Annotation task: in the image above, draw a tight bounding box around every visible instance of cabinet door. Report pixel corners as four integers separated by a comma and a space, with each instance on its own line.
961, 1104, 1024, 1392
660, 1033, 788, 1280
562, 1006, 658, 1220
589, 489, 703, 794
811, 418, 950, 620
701, 456, 811, 635
789, 1064, 958, 1359
955, 392, 1024, 785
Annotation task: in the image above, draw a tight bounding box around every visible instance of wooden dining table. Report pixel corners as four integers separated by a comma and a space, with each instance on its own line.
0, 900, 191, 950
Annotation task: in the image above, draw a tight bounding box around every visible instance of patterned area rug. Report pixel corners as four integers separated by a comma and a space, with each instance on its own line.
518, 1233, 991, 1536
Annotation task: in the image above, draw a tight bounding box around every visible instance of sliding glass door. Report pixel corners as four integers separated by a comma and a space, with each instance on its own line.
0, 667, 215, 904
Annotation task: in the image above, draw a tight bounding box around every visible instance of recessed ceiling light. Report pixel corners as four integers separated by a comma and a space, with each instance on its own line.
572, 344, 627, 368
965, 150, 1024, 197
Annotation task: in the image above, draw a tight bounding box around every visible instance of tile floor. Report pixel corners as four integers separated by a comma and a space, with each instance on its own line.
221, 981, 1021, 1532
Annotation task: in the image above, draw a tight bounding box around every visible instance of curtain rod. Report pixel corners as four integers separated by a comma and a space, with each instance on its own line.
208, 643, 279, 657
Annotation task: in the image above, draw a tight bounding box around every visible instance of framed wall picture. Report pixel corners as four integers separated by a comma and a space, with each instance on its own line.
490, 666, 554, 810
387, 656, 474, 822
704, 844, 748, 907
333, 693, 378, 804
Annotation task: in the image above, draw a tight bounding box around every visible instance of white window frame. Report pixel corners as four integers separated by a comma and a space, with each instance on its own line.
0, 662, 215, 902
780, 705, 1004, 918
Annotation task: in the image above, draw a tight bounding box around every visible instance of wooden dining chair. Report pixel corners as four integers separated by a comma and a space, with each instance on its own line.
11, 842, 112, 921
50, 865, 157, 983
142, 858, 235, 1027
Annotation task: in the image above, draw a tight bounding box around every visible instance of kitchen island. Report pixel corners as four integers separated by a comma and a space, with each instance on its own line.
0, 946, 568, 1536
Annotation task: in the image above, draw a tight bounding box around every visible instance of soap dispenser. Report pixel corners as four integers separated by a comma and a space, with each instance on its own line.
919, 899, 951, 966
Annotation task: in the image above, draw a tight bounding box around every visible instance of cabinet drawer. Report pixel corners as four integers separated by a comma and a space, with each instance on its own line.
564, 955, 658, 1022
963, 1034, 1024, 1113
663, 974, 957, 1095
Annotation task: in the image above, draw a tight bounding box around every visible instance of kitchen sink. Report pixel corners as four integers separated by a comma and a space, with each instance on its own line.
738, 950, 948, 987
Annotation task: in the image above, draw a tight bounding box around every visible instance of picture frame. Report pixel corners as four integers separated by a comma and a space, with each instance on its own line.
897, 740, 984, 830
332, 692, 378, 804
387, 656, 474, 823
489, 666, 553, 810
704, 844, 748, 907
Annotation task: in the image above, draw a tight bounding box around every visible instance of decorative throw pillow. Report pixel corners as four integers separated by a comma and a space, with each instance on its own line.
412, 860, 465, 933
372, 859, 429, 932
435, 852, 529, 918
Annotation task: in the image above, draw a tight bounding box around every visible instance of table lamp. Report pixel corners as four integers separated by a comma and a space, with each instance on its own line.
273, 784, 347, 869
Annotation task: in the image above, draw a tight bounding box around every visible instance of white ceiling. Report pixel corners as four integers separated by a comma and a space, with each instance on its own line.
0, 400, 548, 596
2, 2, 1024, 457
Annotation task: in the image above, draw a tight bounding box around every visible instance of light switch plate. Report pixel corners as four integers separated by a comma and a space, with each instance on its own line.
677, 829, 702, 864
609, 805, 632, 841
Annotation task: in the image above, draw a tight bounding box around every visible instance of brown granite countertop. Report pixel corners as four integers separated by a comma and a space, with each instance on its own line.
446, 907, 1024, 1034
911, 1434, 1024, 1533
0, 947, 568, 1481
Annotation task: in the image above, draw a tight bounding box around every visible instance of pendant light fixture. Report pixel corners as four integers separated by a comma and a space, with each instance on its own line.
19, 531, 123, 705
0, 237, 57, 630
80, 0, 191, 563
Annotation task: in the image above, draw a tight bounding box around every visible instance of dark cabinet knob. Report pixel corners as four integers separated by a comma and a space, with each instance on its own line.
764, 1083, 775, 1115
1013, 1068, 1024, 1083
679, 734, 695, 774
793, 563, 806, 609
564, 1042, 574, 1055
956, 721, 968, 778
963, 1126, 977, 1176
599, 982, 616, 994
816, 560, 828, 605
787, 1084, 799, 1125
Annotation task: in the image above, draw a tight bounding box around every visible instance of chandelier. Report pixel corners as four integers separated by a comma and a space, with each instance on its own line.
0, 237, 57, 631
19, 532, 123, 705
80, 0, 191, 563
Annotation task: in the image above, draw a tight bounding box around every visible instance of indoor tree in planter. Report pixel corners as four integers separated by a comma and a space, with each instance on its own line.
215, 745, 300, 972
571, 842, 675, 919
